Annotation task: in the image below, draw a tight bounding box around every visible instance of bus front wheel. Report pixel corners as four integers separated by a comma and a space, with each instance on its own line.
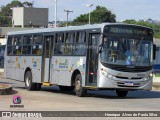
74, 74, 86, 97
25, 71, 36, 91
116, 90, 128, 97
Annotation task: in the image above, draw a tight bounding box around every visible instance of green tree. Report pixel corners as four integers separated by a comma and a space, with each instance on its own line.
122, 19, 137, 24
23, 1, 34, 7
0, 0, 34, 27
71, 6, 116, 26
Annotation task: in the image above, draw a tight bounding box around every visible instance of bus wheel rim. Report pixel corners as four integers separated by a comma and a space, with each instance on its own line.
26, 76, 30, 87
75, 79, 81, 92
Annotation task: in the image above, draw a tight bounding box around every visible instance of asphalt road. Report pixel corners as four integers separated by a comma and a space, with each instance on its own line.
0, 76, 160, 112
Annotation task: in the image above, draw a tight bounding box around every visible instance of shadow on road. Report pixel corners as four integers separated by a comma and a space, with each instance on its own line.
11, 85, 160, 99
41, 86, 75, 96
37, 86, 160, 99
3, 90, 18, 95
86, 90, 160, 99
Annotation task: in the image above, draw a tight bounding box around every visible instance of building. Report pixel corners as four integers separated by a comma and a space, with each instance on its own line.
48, 22, 55, 28
48, 21, 64, 28
12, 7, 48, 28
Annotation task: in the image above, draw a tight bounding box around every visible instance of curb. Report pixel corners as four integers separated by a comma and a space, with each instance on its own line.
0, 84, 12, 95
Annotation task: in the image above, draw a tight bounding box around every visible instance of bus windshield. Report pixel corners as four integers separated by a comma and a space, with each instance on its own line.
100, 36, 153, 66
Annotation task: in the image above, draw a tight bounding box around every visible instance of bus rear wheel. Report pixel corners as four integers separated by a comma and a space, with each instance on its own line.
25, 71, 36, 91
74, 74, 86, 97
116, 90, 128, 97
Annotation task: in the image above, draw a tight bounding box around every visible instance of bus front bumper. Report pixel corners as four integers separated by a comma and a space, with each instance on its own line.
97, 76, 153, 91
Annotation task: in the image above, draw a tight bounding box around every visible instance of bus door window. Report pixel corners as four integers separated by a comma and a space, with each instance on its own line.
88, 34, 100, 84
44, 36, 52, 58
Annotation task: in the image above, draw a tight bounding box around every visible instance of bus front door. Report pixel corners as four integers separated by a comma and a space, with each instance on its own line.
42, 36, 53, 83
87, 33, 100, 86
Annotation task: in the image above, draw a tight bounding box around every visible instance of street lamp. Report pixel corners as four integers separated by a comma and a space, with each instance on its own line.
64, 9, 73, 27
86, 4, 94, 25
54, 0, 57, 28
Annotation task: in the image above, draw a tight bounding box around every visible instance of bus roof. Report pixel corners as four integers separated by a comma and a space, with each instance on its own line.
7, 23, 152, 35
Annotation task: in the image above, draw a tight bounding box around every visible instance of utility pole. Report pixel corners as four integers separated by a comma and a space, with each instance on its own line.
54, 0, 57, 28
64, 9, 73, 27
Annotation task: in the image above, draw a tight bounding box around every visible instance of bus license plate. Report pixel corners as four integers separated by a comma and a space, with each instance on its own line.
124, 82, 134, 86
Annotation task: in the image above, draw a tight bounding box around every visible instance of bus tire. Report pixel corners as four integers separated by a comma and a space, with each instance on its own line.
25, 71, 36, 91
59, 86, 74, 91
74, 74, 86, 97
116, 90, 128, 97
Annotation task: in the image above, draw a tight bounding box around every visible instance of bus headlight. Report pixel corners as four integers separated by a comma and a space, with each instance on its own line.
142, 74, 152, 81
150, 73, 153, 77
102, 71, 115, 80
142, 77, 150, 81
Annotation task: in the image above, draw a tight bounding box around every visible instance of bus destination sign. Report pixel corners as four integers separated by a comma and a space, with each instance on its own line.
106, 26, 153, 36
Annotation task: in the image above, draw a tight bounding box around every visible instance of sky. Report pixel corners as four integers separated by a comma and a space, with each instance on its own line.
0, 0, 160, 22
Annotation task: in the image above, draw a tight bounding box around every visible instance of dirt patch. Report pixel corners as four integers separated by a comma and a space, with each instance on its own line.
0, 84, 12, 95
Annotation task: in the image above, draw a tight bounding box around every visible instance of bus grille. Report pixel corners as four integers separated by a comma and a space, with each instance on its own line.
115, 76, 143, 80
101, 62, 152, 73
114, 67, 152, 72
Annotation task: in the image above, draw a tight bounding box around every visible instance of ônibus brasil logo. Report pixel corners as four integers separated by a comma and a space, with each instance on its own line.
12, 95, 22, 104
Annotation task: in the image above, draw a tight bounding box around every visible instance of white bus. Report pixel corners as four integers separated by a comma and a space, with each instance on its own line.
4, 23, 156, 97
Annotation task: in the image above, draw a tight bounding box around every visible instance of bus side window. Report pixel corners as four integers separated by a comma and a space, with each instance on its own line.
32, 35, 43, 55
54, 44, 63, 54
7, 36, 14, 55
12, 36, 22, 55
63, 32, 74, 55
7, 46, 13, 55
54, 33, 64, 55
56, 33, 64, 43
73, 31, 86, 55
22, 46, 31, 54
22, 35, 32, 55
7, 36, 14, 45
13, 46, 22, 55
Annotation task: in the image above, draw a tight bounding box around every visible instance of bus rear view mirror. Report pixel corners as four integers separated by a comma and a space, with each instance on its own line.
98, 44, 103, 53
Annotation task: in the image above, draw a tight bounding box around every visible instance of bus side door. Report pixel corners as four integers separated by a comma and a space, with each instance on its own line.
87, 33, 100, 86
42, 36, 53, 83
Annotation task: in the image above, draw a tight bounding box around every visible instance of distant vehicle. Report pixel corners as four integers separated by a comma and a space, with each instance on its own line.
0, 45, 5, 68
154, 46, 160, 77
4, 23, 156, 97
